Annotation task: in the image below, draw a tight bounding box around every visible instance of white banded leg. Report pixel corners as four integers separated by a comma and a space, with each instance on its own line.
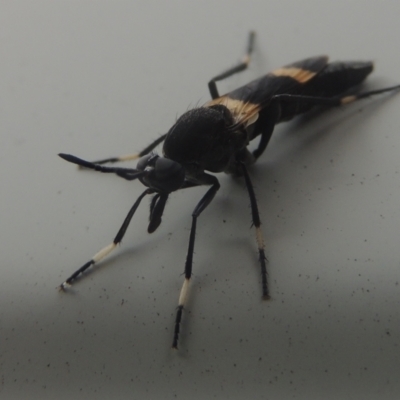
172, 277, 190, 349
172, 175, 220, 349
240, 162, 270, 299
59, 189, 150, 290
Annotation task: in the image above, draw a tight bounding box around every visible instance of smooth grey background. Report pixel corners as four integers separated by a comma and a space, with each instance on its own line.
1, 1, 400, 399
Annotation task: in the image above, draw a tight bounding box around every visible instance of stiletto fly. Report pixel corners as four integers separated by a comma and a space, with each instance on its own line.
58, 32, 400, 349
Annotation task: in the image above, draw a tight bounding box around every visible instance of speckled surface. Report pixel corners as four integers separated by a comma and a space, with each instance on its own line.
1, 1, 400, 398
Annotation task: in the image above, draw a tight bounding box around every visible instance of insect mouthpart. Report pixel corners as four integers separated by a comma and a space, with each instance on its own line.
136, 153, 186, 193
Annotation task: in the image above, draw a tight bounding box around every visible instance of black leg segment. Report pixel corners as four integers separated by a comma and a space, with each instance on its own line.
148, 193, 169, 233
271, 84, 400, 108
59, 189, 151, 289
208, 31, 256, 99
172, 174, 220, 349
240, 162, 269, 299
251, 102, 280, 160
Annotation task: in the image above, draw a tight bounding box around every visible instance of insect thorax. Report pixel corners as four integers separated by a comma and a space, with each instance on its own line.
163, 105, 248, 174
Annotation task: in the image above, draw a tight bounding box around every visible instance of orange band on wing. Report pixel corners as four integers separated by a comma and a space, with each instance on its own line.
271, 67, 317, 83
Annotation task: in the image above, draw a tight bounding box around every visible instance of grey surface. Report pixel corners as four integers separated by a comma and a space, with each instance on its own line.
1, 1, 400, 399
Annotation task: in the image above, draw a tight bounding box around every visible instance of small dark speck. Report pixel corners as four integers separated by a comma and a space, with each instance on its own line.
386, 330, 391, 336
223, 219, 226, 223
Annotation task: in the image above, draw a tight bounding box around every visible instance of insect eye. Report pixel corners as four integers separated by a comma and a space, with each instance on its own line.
137, 154, 185, 192
152, 158, 185, 192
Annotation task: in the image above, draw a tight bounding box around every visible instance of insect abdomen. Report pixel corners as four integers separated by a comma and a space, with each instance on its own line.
277, 61, 374, 121
303, 61, 374, 98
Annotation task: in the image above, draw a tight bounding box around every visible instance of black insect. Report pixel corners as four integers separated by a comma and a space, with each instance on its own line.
59, 32, 399, 349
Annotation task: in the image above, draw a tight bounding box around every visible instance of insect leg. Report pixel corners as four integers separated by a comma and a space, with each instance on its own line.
148, 193, 169, 233
147, 182, 202, 234
59, 153, 151, 181
79, 133, 168, 166
240, 162, 269, 299
251, 102, 280, 160
172, 175, 220, 349
208, 31, 256, 99
59, 189, 151, 290
271, 83, 400, 107
340, 84, 400, 103
249, 84, 400, 161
